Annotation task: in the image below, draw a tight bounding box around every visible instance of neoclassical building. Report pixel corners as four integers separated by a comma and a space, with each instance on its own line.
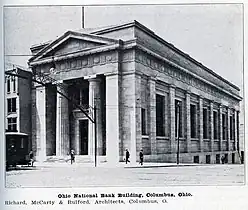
29, 20, 242, 164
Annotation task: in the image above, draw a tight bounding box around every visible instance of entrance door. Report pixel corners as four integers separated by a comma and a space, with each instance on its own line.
79, 120, 88, 155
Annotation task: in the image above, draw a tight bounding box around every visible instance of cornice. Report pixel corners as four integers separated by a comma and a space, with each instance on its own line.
29, 43, 120, 67
133, 44, 242, 102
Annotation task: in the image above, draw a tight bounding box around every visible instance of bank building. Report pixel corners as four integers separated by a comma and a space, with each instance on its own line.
28, 20, 242, 165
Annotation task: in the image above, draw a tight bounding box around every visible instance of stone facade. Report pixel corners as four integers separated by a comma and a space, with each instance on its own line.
29, 21, 242, 164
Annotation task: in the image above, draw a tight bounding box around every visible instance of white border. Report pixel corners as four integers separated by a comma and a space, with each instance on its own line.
1, 1, 247, 210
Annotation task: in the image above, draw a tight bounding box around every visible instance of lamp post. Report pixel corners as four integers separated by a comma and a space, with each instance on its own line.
176, 101, 180, 165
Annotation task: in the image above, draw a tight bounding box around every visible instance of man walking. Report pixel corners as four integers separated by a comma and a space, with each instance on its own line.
139, 149, 144, 166
125, 149, 130, 164
70, 149, 75, 165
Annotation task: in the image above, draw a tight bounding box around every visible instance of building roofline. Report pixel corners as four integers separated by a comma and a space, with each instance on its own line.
92, 20, 240, 91
5, 62, 31, 72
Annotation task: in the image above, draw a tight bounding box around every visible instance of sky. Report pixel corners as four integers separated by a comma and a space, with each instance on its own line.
4, 4, 243, 89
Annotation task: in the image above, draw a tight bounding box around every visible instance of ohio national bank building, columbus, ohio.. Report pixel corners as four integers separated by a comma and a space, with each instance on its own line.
28, 20, 242, 165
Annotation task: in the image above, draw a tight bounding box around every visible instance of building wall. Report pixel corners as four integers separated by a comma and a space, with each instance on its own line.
133, 48, 240, 163
18, 70, 32, 144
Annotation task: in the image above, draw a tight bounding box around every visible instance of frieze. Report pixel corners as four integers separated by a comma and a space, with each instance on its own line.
123, 50, 134, 61
135, 50, 239, 105
34, 51, 118, 76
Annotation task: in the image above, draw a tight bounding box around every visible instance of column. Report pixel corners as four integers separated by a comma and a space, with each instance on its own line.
210, 101, 214, 152
149, 78, 156, 155
88, 77, 103, 158
169, 85, 176, 154
75, 119, 80, 155
219, 105, 223, 151
185, 91, 191, 153
36, 85, 46, 161
199, 97, 203, 152
56, 83, 70, 156
227, 108, 231, 151
105, 74, 120, 165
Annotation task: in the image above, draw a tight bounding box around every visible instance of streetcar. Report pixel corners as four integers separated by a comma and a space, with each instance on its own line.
6, 132, 30, 167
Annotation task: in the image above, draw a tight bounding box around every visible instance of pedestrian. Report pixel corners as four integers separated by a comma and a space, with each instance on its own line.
70, 149, 75, 164
28, 150, 34, 167
221, 155, 225, 164
139, 149, 144, 166
125, 149, 130, 164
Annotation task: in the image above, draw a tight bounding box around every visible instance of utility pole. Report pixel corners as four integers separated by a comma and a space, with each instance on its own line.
82, 6, 85, 28
176, 101, 180, 165
94, 104, 97, 167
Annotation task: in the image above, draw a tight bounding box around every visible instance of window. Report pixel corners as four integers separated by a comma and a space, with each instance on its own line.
141, 108, 147, 135
193, 156, 199, 163
232, 153, 235, 164
206, 155, 211, 164
12, 76, 16, 92
230, 116, 233, 140
7, 117, 17, 131
232, 114, 235, 140
156, 94, 165, 136
224, 154, 228, 163
203, 108, 208, 139
20, 137, 24, 149
222, 113, 227, 140
216, 154, 220, 164
175, 100, 183, 138
7, 77, 11, 93
213, 111, 218, 139
7, 98, 17, 113
190, 104, 197, 138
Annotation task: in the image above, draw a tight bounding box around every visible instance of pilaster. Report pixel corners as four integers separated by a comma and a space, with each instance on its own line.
199, 97, 203, 152
219, 105, 223, 151
185, 91, 191, 153
169, 85, 176, 154
135, 74, 142, 156
210, 101, 214, 152
105, 74, 120, 165
236, 110, 240, 152
234, 110, 237, 151
227, 108, 231, 151
149, 78, 156, 155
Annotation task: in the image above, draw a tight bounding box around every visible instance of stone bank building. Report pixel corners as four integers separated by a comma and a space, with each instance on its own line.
29, 21, 242, 165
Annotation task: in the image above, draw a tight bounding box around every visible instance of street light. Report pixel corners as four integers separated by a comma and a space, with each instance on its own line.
176, 101, 180, 165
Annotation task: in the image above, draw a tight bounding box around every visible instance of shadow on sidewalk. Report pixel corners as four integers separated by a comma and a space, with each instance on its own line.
124, 164, 204, 169
6, 165, 38, 172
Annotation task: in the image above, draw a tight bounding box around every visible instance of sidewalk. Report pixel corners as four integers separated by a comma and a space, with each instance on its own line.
33, 161, 202, 168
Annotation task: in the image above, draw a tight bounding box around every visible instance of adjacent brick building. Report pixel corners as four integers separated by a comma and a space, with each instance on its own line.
28, 21, 242, 164
5, 63, 32, 149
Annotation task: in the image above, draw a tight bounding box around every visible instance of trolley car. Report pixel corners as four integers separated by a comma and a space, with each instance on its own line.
6, 132, 30, 167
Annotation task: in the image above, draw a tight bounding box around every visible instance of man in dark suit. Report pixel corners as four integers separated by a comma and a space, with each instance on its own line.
125, 149, 130, 164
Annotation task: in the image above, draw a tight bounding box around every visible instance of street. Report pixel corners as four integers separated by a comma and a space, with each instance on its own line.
6, 163, 245, 188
